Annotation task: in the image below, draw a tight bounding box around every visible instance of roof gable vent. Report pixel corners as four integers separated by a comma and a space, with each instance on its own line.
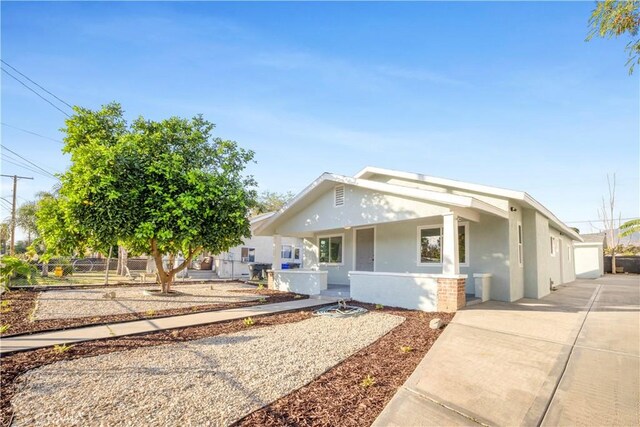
334, 185, 345, 207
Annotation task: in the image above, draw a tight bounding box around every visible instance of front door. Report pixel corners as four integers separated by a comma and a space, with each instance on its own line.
355, 227, 375, 271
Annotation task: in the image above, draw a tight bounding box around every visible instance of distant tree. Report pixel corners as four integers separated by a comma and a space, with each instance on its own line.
619, 218, 640, 237
40, 103, 257, 293
597, 174, 622, 274
252, 191, 295, 216
587, 0, 640, 74
0, 221, 9, 255
16, 201, 39, 245
13, 240, 27, 254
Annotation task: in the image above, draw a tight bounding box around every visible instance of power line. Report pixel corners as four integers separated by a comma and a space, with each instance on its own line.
0, 60, 74, 109
2, 157, 56, 180
1, 67, 71, 117
1, 145, 59, 179
1, 122, 63, 144
565, 217, 638, 224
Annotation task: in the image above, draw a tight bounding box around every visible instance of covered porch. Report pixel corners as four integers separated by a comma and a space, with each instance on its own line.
256, 174, 507, 312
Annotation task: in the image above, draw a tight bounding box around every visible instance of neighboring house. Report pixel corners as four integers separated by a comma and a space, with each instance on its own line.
214, 212, 302, 279
255, 166, 582, 312
574, 233, 606, 279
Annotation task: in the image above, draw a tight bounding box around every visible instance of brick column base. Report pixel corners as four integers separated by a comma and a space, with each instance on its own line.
437, 277, 466, 312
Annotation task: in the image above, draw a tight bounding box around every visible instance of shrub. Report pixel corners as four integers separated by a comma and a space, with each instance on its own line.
243, 317, 255, 327
145, 309, 157, 316
0, 256, 37, 289
294, 294, 302, 299
375, 304, 384, 310
257, 283, 265, 290
258, 297, 267, 304
53, 343, 74, 353
0, 324, 10, 334
400, 346, 413, 353
360, 374, 376, 388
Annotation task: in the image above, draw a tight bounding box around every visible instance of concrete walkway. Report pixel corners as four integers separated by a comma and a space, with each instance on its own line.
0, 297, 338, 355
374, 275, 639, 426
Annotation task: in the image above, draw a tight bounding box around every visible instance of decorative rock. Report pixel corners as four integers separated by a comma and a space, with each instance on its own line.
429, 318, 443, 329
102, 291, 116, 299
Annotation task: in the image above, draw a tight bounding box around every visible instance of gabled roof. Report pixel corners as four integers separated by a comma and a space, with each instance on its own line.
355, 166, 582, 242
255, 172, 509, 235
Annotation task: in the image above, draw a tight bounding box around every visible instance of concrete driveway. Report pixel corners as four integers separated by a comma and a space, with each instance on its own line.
373, 275, 639, 426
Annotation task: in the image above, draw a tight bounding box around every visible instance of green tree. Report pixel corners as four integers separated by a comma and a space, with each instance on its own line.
619, 218, 640, 237
252, 191, 295, 216
0, 221, 9, 255
16, 201, 39, 245
41, 103, 256, 293
587, 0, 640, 74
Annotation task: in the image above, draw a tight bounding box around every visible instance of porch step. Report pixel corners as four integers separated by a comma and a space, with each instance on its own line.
465, 294, 482, 307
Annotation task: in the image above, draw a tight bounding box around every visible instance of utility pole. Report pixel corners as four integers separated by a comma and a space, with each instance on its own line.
1, 174, 34, 255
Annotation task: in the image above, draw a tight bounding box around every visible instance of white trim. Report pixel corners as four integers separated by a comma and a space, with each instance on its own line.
517, 222, 523, 267
416, 222, 469, 267
349, 271, 467, 280
473, 273, 492, 278
317, 233, 345, 266
273, 269, 328, 275
550, 236, 557, 256
354, 166, 582, 242
254, 172, 509, 236
280, 244, 293, 260
352, 225, 376, 272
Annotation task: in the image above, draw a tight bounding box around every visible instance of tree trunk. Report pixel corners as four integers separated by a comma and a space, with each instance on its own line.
150, 239, 202, 294
104, 246, 113, 285
41, 261, 48, 277
117, 246, 128, 276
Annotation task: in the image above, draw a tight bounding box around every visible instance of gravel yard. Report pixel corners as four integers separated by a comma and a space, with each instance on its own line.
11, 311, 403, 426
33, 283, 262, 320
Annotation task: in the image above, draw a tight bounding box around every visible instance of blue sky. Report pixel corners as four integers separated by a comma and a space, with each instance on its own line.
1, 1, 638, 238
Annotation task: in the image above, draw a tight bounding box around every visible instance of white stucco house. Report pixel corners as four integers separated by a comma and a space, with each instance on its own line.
255, 167, 582, 312
214, 213, 302, 279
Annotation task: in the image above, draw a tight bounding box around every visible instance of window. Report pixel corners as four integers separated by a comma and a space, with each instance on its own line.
418, 224, 467, 265
281, 245, 292, 259
517, 223, 523, 266
241, 247, 255, 263
319, 235, 343, 264
550, 236, 556, 256
294, 248, 301, 261
334, 185, 345, 207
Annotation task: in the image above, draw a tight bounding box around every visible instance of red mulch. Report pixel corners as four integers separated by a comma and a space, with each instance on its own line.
0, 302, 452, 427
235, 305, 453, 427
0, 285, 305, 337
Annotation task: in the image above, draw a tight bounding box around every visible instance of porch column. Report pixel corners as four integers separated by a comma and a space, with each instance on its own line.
273, 234, 282, 270
441, 212, 459, 275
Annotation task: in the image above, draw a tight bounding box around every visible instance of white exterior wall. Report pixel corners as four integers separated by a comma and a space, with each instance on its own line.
508, 203, 525, 301
273, 270, 328, 295
522, 209, 550, 298
574, 243, 604, 279
216, 236, 302, 278
549, 228, 563, 287
349, 271, 439, 311
274, 184, 451, 235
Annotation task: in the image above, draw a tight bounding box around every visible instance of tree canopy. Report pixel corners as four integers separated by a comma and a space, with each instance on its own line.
252, 191, 295, 216
588, 0, 640, 74
38, 103, 257, 292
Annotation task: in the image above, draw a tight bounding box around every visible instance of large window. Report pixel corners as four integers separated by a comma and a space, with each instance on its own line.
418, 224, 468, 265
319, 235, 343, 264
241, 247, 255, 263
281, 245, 292, 259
